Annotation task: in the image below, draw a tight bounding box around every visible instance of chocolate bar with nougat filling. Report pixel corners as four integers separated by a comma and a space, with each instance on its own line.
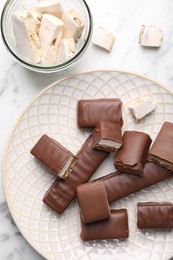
30, 134, 77, 179
43, 132, 108, 214
148, 121, 173, 171
92, 120, 122, 152
114, 130, 152, 176
77, 98, 123, 129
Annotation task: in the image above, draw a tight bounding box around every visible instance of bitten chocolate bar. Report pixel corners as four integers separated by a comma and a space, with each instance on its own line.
148, 121, 173, 171
77, 98, 123, 129
30, 134, 77, 179
80, 209, 129, 241
114, 131, 152, 176
92, 121, 122, 152
137, 202, 173, 229
43, 133, 108, 214
77, 181, 110, 223
94, 162, 172, 203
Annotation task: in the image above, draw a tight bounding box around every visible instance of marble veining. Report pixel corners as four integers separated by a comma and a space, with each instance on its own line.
1, 0, 173, 259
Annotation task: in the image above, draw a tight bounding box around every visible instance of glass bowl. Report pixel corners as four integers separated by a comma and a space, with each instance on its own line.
1, 0, 93, 73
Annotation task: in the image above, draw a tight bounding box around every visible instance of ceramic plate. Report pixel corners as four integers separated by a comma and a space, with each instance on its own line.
3, 70, 173, 260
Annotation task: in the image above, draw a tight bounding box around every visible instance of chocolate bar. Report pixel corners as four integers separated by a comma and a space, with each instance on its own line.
30, 134, 77, 179
43, 133, 108, 214
92, 121, 122, 152
77, 181, 110, 223
80, 209, 129, 241
137, 202, 173, 229
148, 121, 173, 171
114, 131, 152, 175
77, 98, 123, 129
94, 162, 172, 203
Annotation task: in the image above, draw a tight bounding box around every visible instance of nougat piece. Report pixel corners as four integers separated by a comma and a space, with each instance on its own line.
56, 38, 75, 63
128, 96, 156, 122
39, 14, 64, 65
114, 131, 152, 176
12, 8, 42, 63
77, 181, 110, 223
37, 0, 63, 17
139, 25, 163, 47
80, 209, 129, 241
137, 202, 173, 229
77, 98, 123, 129
92, 27, 115, 52
61, 9, 85, 41
148, 121, 173, 171
30, 134, 77, 179
92, 121, 122, 152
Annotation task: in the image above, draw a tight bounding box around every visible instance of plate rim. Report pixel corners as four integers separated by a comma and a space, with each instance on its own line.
3, 69, 173, 259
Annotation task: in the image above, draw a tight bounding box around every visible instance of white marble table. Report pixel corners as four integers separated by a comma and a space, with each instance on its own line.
1, 0, 173, 259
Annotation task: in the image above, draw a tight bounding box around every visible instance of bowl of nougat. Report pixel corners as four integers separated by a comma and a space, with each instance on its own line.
1, 0, 93, 73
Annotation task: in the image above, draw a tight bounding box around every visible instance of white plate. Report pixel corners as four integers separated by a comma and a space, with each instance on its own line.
3, 70, 173, 260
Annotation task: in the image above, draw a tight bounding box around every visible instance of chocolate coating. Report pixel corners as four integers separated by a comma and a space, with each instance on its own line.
94, 162, 172, 203
43, 133, 108, 214
77, 181, 110, 223
77, 98, 123, 129
115, 131, 152, 175
137, 202, 173, 229
30, 134, 76, 178
92, 121, 122, 152
148, 121, 173, 171
80, 209, 129, 241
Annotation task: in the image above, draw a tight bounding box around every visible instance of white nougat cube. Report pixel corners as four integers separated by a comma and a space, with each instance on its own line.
37, 0, 63, 17
92, 27, 115, 52
12, 8, 42, 63
57, 38, 76, 63
61, 9, 85, 41
39, 14, 64, 65
128, 97, 157, 122
139, 25, 163, 47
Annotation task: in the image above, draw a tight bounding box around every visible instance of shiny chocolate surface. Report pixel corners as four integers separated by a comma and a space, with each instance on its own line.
95, 162, 172, 203
80, 209, 129, 241
148, 121, 173, 170
77, 181, 110, 223
43, 133, 108, 214
77, 98, 123, 128
115, 130, 152, 175
137, 202, 173, 229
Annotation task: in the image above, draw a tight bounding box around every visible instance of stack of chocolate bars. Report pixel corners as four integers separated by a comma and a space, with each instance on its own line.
30, 98, 173, 241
